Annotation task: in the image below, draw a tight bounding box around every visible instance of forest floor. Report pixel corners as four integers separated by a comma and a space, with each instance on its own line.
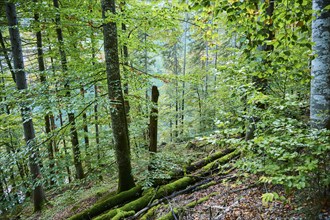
151, 171, 306, 219
20, 138, 329, 220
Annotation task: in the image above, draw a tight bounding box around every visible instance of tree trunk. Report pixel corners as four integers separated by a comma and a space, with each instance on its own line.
120, 1, 130, 114
245, 0, 274, 141
0, 30, 15, 82
34, 0, 55, 186
59, 111, 72, 183
310, 0, 330, 129
174, 44, 179, 138
80, 87, 91, 171
6, 2, 45, 211
101, 0, 135, 192
53, 0, 84, 179
181, 14, 188, 134
0, 170, 4, 204
149, 86, 159, 153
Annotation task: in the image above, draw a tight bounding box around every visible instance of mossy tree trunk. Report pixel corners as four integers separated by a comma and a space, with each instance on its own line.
101, 0, 135, 192
149, 85, 159, 153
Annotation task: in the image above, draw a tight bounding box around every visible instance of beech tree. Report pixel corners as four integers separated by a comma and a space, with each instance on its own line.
6, 2, 45, 211
101, 0, 135, 192
310, 0, 330, 129
53, 0, 85, 179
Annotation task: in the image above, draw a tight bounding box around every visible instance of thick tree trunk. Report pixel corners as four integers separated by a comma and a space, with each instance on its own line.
53, 0, 84, 179
149, 86, 159, 153
101, 0, 135, 192
311, 0, 330, 129
6, 2, 45, 211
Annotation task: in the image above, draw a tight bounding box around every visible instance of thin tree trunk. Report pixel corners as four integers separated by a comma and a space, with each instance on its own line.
245, 0, 274, 141
149, 86, 159, 153
101, 0, 135, 192
59, 111, 72, 183
181, 14, 188, 134
34, 0, 55, 186
80, 87, 91, 171
174, 44, 179, 138
0, 30, 15, 82
53, 0, 84, 179
6, 2, 46, 211
94, 84, 102, 181
120, 1, 130, 115
0, 169, 4, 203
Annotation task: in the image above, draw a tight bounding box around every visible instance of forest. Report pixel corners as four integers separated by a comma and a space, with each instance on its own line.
0, 0, 329, 219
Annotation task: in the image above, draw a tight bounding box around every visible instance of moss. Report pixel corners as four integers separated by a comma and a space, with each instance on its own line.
89, 149, 237, 220
185, 148, 235, 173
95, 177, 195, 220
94, 188, 156, 220
202, 149, 239, 173
112, 210, 135, 220
140, 204, 161, 220
156, 177, 193, 197
68, 185, 142, 220
197, 180, 216, 190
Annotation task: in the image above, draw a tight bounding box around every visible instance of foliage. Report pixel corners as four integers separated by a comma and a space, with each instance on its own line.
0, 0, 328, 216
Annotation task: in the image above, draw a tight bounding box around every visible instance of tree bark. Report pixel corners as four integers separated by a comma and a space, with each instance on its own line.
149, 86, 159, 153
34, 0, 55, 186
80, 87, 91, 171
310, 0, 330, 129
59, 110, 72, 183
6, 2, 46, 211
53, 0, 84, 179
101, 0, 135, 192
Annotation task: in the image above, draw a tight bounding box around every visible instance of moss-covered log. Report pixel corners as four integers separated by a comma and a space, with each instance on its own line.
95, 177, 193, 220
68, 185, 142, 220
94, 149, 239, 220
140, 204, 161, 220
185, 148, 235, 173
201, 150, 239, 173
156, 148, 236, 185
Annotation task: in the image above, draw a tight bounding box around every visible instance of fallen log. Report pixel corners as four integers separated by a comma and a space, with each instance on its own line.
94, 149, 239, 220
68, 185, 142, 220
185, 148, 236, 173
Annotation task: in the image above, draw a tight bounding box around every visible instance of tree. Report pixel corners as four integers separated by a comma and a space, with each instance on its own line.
149, 85, 159, 153
310, 0, 330, 129
53, 0, 85, 179
5, 2, 46, 211
101, 0, 135, 192
33, 0, 56, 186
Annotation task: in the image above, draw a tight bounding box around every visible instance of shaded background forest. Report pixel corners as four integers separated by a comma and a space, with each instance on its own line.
0, 0, 329, 218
